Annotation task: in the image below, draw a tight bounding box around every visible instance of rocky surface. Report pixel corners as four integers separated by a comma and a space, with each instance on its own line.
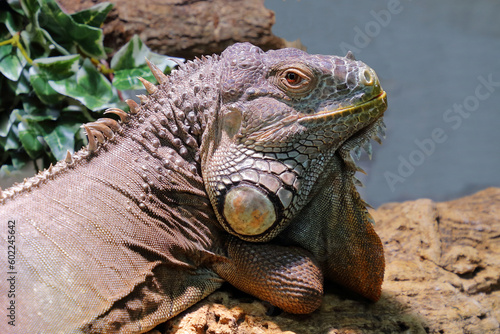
154, 188, 500, 334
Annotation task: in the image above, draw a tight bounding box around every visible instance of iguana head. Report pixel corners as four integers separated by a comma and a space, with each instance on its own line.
202, 43, 387, 242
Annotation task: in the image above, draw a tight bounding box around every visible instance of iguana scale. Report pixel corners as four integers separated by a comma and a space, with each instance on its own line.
0, 43, 387, 333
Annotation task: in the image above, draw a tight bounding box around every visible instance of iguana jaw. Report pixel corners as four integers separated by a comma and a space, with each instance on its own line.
298, 91, 387, 123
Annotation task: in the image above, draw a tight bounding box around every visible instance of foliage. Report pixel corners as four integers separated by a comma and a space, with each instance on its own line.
0, 0, 181, 176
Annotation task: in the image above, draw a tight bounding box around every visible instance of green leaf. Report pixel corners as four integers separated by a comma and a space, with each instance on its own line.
25, 110, 60, 122
0, 111, 17, 137
11, 155, 28, 170
6, 1, 25, 16
0, 164, 17, 177
38, 0, 106, 58
110, 35, 149, 70
111, 34, 182, 71
29, 66, 64, 105
0, 154, 28, 177
110, 35, 182, 89
49, 58, 119, 111
43, 122, 81, 160
11, 68, 31, 94
23, 99, 60, 121
18, 121, 43, 159
2, 109, 27, 151
20, 28, 51, 60
18, 0, 41, 23
2, 130, 20, 150
112, 65, 152, 90
0, 44, 26, 81
38, 27, 71, 56
0, 11, 22, 35
33, 54, 80, 80
0, 116, 10, 138
71, 2, 114, 28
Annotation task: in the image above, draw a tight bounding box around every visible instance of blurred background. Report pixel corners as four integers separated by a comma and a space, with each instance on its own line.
267, 0, 500, 207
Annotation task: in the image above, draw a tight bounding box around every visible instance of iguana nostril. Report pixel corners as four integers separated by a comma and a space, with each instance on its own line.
360, 68, 375, 86
223, 186, 277, 236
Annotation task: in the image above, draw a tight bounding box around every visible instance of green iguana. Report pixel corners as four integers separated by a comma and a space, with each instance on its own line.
0, 43, 387, 333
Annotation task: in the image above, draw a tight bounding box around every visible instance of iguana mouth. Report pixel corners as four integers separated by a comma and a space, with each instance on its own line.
298, 91, 387, 123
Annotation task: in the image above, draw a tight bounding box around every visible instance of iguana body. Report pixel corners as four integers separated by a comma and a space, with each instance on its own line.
0, 43, 387, 333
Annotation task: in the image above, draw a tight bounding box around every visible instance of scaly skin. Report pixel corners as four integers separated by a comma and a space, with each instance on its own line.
0, 43, 386, 333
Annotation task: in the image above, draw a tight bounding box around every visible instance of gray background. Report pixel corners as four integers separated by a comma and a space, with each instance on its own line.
267, 0, 500, 207
2, 0, 499, 208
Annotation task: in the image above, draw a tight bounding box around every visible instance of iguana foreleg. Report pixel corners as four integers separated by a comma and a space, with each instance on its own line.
213, 236, 323, 314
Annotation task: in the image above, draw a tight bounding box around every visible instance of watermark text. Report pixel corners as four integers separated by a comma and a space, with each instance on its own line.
5, 219, 17, 327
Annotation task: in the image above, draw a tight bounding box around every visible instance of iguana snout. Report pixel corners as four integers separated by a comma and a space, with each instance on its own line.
203, 43, 387, 242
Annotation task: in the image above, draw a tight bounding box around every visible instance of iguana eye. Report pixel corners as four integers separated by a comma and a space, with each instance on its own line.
285, 71, 302, 85
275, 65, 316, 97
281, 69, 309, 89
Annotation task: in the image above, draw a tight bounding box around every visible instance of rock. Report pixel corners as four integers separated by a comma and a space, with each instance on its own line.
373, 187, 500, 334
57, 0, 304, 59
155, 188, 500, 334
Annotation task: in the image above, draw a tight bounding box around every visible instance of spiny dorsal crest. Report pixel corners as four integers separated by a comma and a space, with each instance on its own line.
1, 56, 218, 203
81, 58, 174, 154
1, 106, 130, 203
0, 149, 85, 202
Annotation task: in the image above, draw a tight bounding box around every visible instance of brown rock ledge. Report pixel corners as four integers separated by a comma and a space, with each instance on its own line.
156, 188, 500, 334
56, 0, 304, 59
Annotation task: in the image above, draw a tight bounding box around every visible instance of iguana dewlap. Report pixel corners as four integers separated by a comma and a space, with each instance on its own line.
0, 43, 387, 333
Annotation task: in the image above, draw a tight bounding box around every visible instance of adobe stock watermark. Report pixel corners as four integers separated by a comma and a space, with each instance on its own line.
339, 0, 412, 55
384, 73, 500, 192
